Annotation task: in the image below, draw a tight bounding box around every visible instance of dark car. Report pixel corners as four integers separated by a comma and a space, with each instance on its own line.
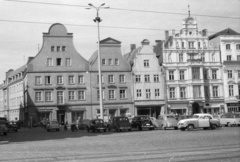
108, 116, 132, 132
87, 119, 107, 133
6, 121, 18, 132
0, 120, 8, 135
131, 115, 154, 131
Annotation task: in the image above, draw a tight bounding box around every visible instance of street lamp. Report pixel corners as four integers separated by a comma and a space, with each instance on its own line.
86, 3, 109, 120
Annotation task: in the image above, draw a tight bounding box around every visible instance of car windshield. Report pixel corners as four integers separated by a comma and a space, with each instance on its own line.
95, 120, 103, 124
191, 115, 199, 119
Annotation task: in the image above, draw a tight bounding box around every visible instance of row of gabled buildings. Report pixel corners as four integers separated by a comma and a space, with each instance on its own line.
0, 14, 240, 125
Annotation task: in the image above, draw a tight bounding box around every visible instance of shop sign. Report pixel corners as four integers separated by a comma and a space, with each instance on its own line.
227, 103, 240, 106
104, 105, 123, 109
37, 107, 53, 112
70, 107, 86, 111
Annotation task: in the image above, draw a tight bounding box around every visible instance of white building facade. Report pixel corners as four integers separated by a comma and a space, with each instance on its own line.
163, 15, 224, 115
209, 29, 240, 113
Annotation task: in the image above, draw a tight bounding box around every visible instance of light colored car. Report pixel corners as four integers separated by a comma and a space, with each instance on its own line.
220, 113, 240, 127
46, 120, 60, 132
155, 115, 178, 130
178, 113, 220, 131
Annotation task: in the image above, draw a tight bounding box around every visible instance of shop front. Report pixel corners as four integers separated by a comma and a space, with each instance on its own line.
226, 103, 240, 113
168, 103, 188, 115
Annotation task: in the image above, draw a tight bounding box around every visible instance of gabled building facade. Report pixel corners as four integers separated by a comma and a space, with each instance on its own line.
89, 37, 134, 118
209, 28, 240, 113
25, 23, 90, 124
124, 39, 165, 117
162, 14, 224, 115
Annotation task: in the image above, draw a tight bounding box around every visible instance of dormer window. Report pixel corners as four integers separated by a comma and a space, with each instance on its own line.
144, 60, 149, 67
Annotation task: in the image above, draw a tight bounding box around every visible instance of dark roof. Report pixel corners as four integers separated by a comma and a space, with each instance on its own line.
209, 28, 240, 40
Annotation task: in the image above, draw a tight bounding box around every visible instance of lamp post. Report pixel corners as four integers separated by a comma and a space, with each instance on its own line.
86, 3, 109, 120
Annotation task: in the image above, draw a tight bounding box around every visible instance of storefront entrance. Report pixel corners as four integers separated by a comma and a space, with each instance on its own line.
57, 110, 65, 125
137, 107, 161, 118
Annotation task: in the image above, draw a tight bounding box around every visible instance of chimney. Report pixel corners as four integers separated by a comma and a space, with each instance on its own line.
130, 44, 136, 52
27, 57, 34, 63
202, 29, 208, 37
165, 30, 169, 41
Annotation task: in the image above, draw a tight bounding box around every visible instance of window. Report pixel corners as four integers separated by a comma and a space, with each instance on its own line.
155, 89, 160, 97
193, 85, 201, 98
115, 59, 119, 65
56, 58, 62, 66
45, 76, 51, 85
144, 60, 149, 67
180, 87, 186, 98
68, 76, 75, 84
102, 59, 106, 65
237, 55, 240, 61
146, 89, 151, 99
78, 90, 85, 100
154, 75, 159, 82
204, 69, 209, 80
109, 59, 113, 65
201, 53, 205, 62
66, 58, 71, 66
229, 85, 234, 96
57, 76, 63, 84
51, 46, 55, 52
120, 89, 126, 99
212, 70, 217, 79
169, 71, 174, 80
135, 75, 141, 82
227, 55, 231, 61
35, 92, 42, 102
119, 75, 125, 83
198, 42, 201, 49
168, 54, 172, 62
57, 91, 63, 104
144, 75, 150, 82
213, 86, 218, 97
35, 76, 42, 85
212, 54, 215, 62
108, 75, 114, 83
136, 89, 141, 98
227, 70, 232, 78
78, 75, 84, 84
45, 91, 52, 101
97, 75, 104, 83
192, 67, 200, 79
188, 41, 194, 48
179, 54, 183, 62
169, 87, 175, 99
236, 44, 240, 50
204, 86, 209, 99
69, 91, 75, 101
226, 44, 231, 50
179, 70, 185, 80
57, 46, 60, 52
97, 90, 105, 100
62, 46, 66, 51
109, 90, 115, 99
182, 42, 185, 49
47, 58, 53, 66
238, 70, 240, 78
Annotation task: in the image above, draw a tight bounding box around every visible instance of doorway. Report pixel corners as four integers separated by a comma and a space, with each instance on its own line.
57, 110, 65, 125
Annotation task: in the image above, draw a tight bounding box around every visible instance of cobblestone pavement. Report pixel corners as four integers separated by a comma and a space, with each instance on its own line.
0, 126, 240, 162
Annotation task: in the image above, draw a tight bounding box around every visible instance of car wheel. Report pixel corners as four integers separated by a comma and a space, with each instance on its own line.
98, 129, 100, 133
180, 128, 185, 131
227, 123, 232, 127
211, 124, 217, 130
15, 129, 18, 132
162, 125, 166, 130
128, 129, 131, 131
187, 124, 194, 131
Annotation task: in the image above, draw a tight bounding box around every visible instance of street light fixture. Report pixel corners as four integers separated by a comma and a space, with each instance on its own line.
86, 3, 109, 120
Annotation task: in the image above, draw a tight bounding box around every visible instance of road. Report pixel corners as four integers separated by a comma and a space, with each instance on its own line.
0, 126, 240, 162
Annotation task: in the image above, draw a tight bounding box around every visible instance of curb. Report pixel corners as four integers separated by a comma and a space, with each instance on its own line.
0, 141, 10, 144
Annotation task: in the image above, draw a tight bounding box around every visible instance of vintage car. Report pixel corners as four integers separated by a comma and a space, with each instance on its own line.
220, 113, 240, 127
6, 121, 18, 132
0, 120, 8, 135
149, 117, 159, 128
46, 120, 60, 132
87, 119, 107, 133
78, 119, 91, 130
156, 114, 178, 130
178, 113, 220, 131
131, 115, 154, 131
108, 116, 131, 132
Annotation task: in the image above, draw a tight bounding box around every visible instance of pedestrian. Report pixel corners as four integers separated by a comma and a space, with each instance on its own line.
64, 121, 68, 131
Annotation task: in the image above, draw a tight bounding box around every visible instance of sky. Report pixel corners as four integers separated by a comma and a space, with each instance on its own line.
0, 0, 240, 83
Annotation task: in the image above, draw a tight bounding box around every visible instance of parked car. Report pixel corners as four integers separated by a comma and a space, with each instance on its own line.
149, 117, 159, 128
6, 121, 18, 132
46, 120, 60, 132
108, 116, 132, 132
131, 115, 154, 131
178, 113, 220, 131
219, 113, 240, 127
87, 119, 107, 133
0, 120, 8, 135
156, 114, 178, 130
78, 119, 91, 130
175, 115, 192, 122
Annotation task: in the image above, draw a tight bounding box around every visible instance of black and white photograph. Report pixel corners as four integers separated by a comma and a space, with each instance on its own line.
0, 0, 240, 161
